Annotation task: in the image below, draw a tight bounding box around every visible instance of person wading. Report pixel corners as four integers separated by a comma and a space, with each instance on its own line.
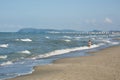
88, 40, 92, 47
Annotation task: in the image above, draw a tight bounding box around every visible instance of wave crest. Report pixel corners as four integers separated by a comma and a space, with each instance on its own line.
102, 40, 120, 45
32, 44, 102, 59
63, 39, 71, 42
0, 61, 13, 66
16, 38, 32, 42
0, 55, 7, 59
0, 44, 8, 48
18, 50, 31, 54
45, 36, 50, 39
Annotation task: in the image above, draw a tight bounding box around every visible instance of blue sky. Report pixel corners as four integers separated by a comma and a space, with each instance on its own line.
0, 0, 120, 32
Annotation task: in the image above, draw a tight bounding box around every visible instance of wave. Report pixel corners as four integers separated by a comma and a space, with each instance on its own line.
18, 50, 31, 54
102, 39, 119, 45
45, 36, 50, 39
102, 39, 111, 43
47, 31, 61, 34
111, 42, 119, 45
0, 61, 13, 66
74, 37, 81, 40
63, 39, 71, 42
32, 44, 103, 59
0, 44, 8, 48
16, 38, 32, 42
0, 55, 7, 59
63, 36, 72, 39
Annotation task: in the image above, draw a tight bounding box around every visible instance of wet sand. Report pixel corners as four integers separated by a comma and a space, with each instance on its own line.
8, 46, 120, 80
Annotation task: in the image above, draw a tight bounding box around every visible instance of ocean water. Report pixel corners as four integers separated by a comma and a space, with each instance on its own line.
0, 32, 120, 80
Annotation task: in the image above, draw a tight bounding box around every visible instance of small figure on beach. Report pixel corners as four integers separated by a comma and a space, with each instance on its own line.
88, 40, 92, 47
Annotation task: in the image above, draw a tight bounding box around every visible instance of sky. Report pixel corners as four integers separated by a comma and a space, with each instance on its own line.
0, 0, 120, 32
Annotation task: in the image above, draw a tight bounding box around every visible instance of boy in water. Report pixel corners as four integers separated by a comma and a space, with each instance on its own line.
88, 40, 92, 47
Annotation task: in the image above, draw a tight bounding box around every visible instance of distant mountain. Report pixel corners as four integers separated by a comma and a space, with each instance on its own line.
17, 28, 78, 33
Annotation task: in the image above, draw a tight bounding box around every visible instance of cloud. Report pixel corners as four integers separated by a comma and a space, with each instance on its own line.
104, 17, 112, 24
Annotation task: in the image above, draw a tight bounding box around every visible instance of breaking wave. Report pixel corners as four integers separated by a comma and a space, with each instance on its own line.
45, 36, 50, 39
18, 50, 31, 54
102, 39, 120, 45
0, 61, 13, 66
0, 55, 7, 59
16, 38, 32, 42
63, 36, 72, 39
32, 44, 103, 59
63, 39, 71, 42
0, 44, 8, 48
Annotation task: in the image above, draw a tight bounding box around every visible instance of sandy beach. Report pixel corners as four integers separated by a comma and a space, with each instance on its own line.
8, 46, 120, 80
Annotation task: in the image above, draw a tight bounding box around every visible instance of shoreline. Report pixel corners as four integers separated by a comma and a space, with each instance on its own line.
7, 45, 120, 80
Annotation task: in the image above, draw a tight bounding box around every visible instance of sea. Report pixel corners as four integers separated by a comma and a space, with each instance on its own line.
0, 31, 120, 80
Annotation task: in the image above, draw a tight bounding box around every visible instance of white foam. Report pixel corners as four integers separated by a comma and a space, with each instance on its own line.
16, 38, 32, 42
0, 44, 8, 48
111, 42, 119, 45
16, 39, 20, 41
0, 61, 13, 66
74, 37, 81, 40
32, 44, 102, 59
102, 40, 111, 43
47, 31, 61, 34
45, 36, 50, 39
102, 39, 119, 45
63, 36, 71, 39
63, 39, 71, 42
0, 55, 7, 59
18, 50, 31, 54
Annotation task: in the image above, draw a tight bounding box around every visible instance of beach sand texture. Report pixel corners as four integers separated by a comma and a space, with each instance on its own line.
8, 46, 120, 80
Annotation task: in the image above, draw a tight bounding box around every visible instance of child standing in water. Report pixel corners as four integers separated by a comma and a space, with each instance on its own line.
88, 40, 92, 47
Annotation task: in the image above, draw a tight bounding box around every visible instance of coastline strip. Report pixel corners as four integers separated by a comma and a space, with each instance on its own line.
7, 46, 120, 80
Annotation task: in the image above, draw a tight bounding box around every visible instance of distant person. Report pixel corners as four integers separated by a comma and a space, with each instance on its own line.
88, 40, 92, 47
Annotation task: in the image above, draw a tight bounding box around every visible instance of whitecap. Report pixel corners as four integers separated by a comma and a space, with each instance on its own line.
21, 39, 32, 42
45, 36, 50, 39
111, 42, 119, 45
102, 40, 119, 45
15, 39, 20, 41
0, 61, 13, 66
0, 55, 7, 59
74, 37, 82, 40
102, 40, 111, 43
18, 50, 31, 54
47, 31, 60, 34
0, 44, 8, 48
63, 36, 71, 39
16, 38, 32, 42
63, 39, 71, 42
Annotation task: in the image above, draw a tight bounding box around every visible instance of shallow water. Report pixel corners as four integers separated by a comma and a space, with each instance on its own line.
0, 32, 120, 80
